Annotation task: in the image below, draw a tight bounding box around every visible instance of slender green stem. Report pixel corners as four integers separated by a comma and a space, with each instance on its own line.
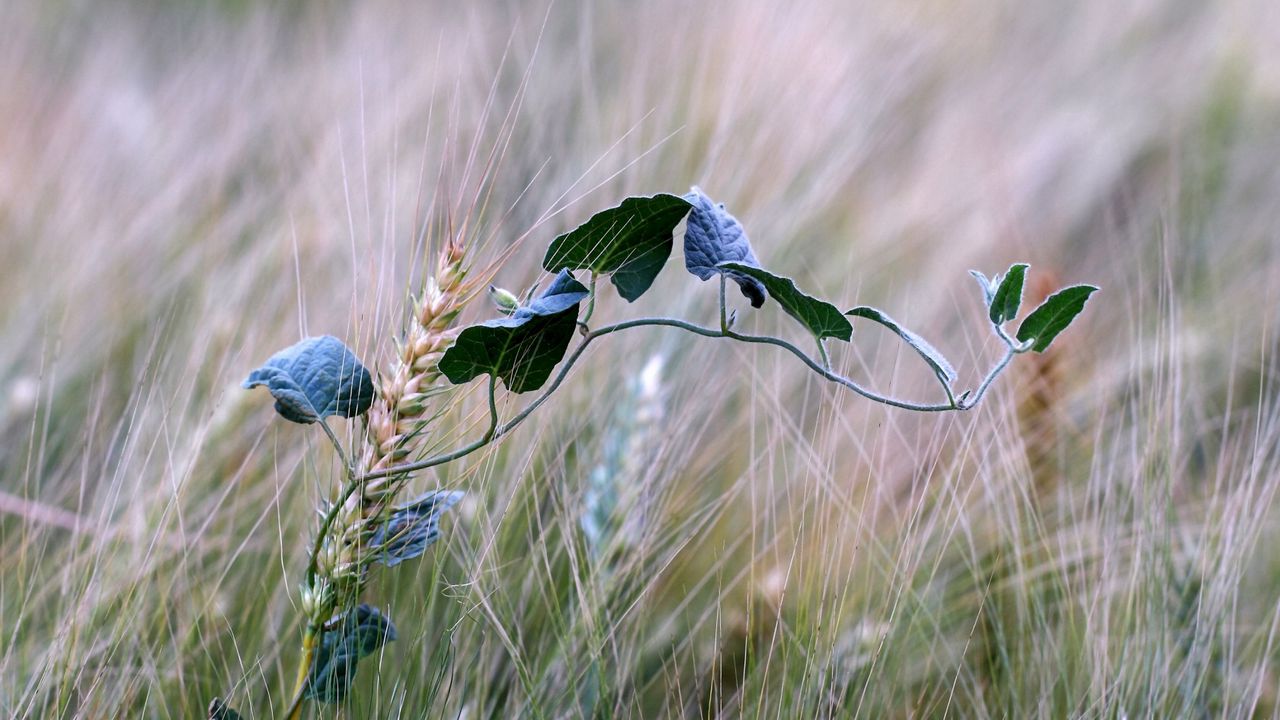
940, 374, 957, 408
299, 418, 361, 612
581, 272, 598, 325
816, 338, 831, 370
720, 325, 958, 411
482, 374, 498, 442
959, 345, 1015, 410
317, 420, 353, 477
283, 630, 317, 720
957, 321, 1032, 410
719, 275, 728, 331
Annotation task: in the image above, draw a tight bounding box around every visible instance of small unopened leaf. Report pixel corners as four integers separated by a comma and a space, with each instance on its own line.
543, 194, 693, 302
439, 270, 589, 393
243, 336, 375, 424
207, 698, 243, 720
1016, 285, 1098, 352
846, 306, 957, 385
371, 490, 464, 568
989, 263, 1028, 325
719, 262, 852, 341
682, 187, 766, 308
304, 604, 398, 704
969, 270, 996, 307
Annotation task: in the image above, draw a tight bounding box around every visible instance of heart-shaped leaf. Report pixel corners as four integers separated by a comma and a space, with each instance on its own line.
1016, 284, 1098, 352
989, 263, 1028, 325
543, 194, 693, 302
304, 604, 397, 704
846, 306, 957, 385
718, 262, 851, 341
438, 270, 589, 393
242, 336, 375, 424
371, 490, 464, 568
682, 187, 766, 308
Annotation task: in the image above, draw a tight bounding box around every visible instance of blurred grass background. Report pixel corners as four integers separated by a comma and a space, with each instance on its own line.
2, 0, 1280, 717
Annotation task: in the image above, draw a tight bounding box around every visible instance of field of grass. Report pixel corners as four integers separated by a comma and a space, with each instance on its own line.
2, 0, 1280, 717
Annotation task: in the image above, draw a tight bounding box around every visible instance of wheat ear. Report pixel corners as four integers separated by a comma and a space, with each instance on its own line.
301, 240, 475, 621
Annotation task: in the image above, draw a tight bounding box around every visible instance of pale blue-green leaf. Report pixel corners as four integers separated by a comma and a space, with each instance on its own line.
371, 490, 464, 568
846, 306, 957, 385
242, 336, 374, 424
682, 187, 766, 308
1016, 285, 1098, 352
718, 262, 851, 341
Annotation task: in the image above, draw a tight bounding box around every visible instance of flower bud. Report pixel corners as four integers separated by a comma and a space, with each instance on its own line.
488, 285, 520, 315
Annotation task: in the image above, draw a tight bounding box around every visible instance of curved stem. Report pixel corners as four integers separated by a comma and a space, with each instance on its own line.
959, 346, 1015, 410
957, 321, 1031, 410
360, 314, 975, 484
720, 325, 957, 411
317, 420, 352, 476
483, 374, 498, 442
816, 338, 831, 370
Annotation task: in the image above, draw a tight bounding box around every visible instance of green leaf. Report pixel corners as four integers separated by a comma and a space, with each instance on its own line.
438, 270, 589, 393
304, 604, 397, 704
370, 490, 464, 568
989, 263, 1029, 325
846, 306, 956, 385
542, 194, 693, 302
1015, 284, 1098, 352
207, 698, 243, 720
242, 336, 375, 424
683, 187, 766, 308
718, 262, 852, 341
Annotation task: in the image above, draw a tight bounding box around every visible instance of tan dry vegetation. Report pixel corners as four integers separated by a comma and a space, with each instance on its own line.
1, 0, 1280, 717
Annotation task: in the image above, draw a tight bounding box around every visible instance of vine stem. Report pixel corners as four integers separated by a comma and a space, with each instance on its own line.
958, 322, 1032, 410
357, 313, 1010, 485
